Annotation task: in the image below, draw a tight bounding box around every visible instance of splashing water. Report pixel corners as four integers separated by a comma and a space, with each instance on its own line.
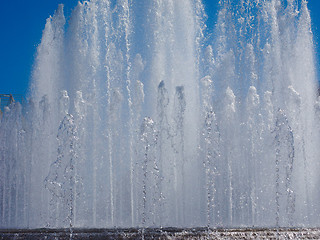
1, 0, 320, 229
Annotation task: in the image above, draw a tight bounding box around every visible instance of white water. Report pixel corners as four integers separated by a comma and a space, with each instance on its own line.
1, 0, 320, 229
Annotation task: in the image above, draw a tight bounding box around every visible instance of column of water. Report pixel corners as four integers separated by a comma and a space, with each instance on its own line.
30, 4, 65, 227
66, 2, 88, 227
103, 0, 114, 225
156, 81, 171, 226
274, 109, 295, 227
173, 86, 186, 225
221, 87, 237, 226
73, 91, 85, 227
245, 86, 261, 225
200, 76, 220, 228
294, 1, 319, 222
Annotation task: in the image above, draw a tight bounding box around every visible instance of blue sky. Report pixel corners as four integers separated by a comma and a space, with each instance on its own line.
0, 1, 319, 97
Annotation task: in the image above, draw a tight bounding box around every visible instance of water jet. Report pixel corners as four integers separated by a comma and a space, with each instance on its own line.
1, 0, 320, 238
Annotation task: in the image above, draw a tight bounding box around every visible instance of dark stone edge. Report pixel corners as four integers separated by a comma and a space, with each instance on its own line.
1, 228, 320, 240
0, 227, 319, 232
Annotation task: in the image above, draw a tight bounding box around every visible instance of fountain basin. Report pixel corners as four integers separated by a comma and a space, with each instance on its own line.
1, 228, 320, 240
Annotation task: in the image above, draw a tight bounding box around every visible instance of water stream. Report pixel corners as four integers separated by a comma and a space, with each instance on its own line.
0, 0, 319, 229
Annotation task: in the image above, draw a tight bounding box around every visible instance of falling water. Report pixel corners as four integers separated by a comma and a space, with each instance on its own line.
1, 0, 320, 229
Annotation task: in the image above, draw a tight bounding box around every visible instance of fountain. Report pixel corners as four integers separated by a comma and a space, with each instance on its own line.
1, 0, 320, 237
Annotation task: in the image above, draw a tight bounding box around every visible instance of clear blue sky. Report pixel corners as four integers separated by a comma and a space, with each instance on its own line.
0, 1, 319, 97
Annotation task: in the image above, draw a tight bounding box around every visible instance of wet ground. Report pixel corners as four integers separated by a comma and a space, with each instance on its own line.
1, 228, 320, 239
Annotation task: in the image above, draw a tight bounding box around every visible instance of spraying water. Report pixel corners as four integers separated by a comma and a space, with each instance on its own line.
0, 0, 319, 229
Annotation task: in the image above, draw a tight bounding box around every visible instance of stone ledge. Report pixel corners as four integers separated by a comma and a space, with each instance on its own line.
0, 228, 320, 239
